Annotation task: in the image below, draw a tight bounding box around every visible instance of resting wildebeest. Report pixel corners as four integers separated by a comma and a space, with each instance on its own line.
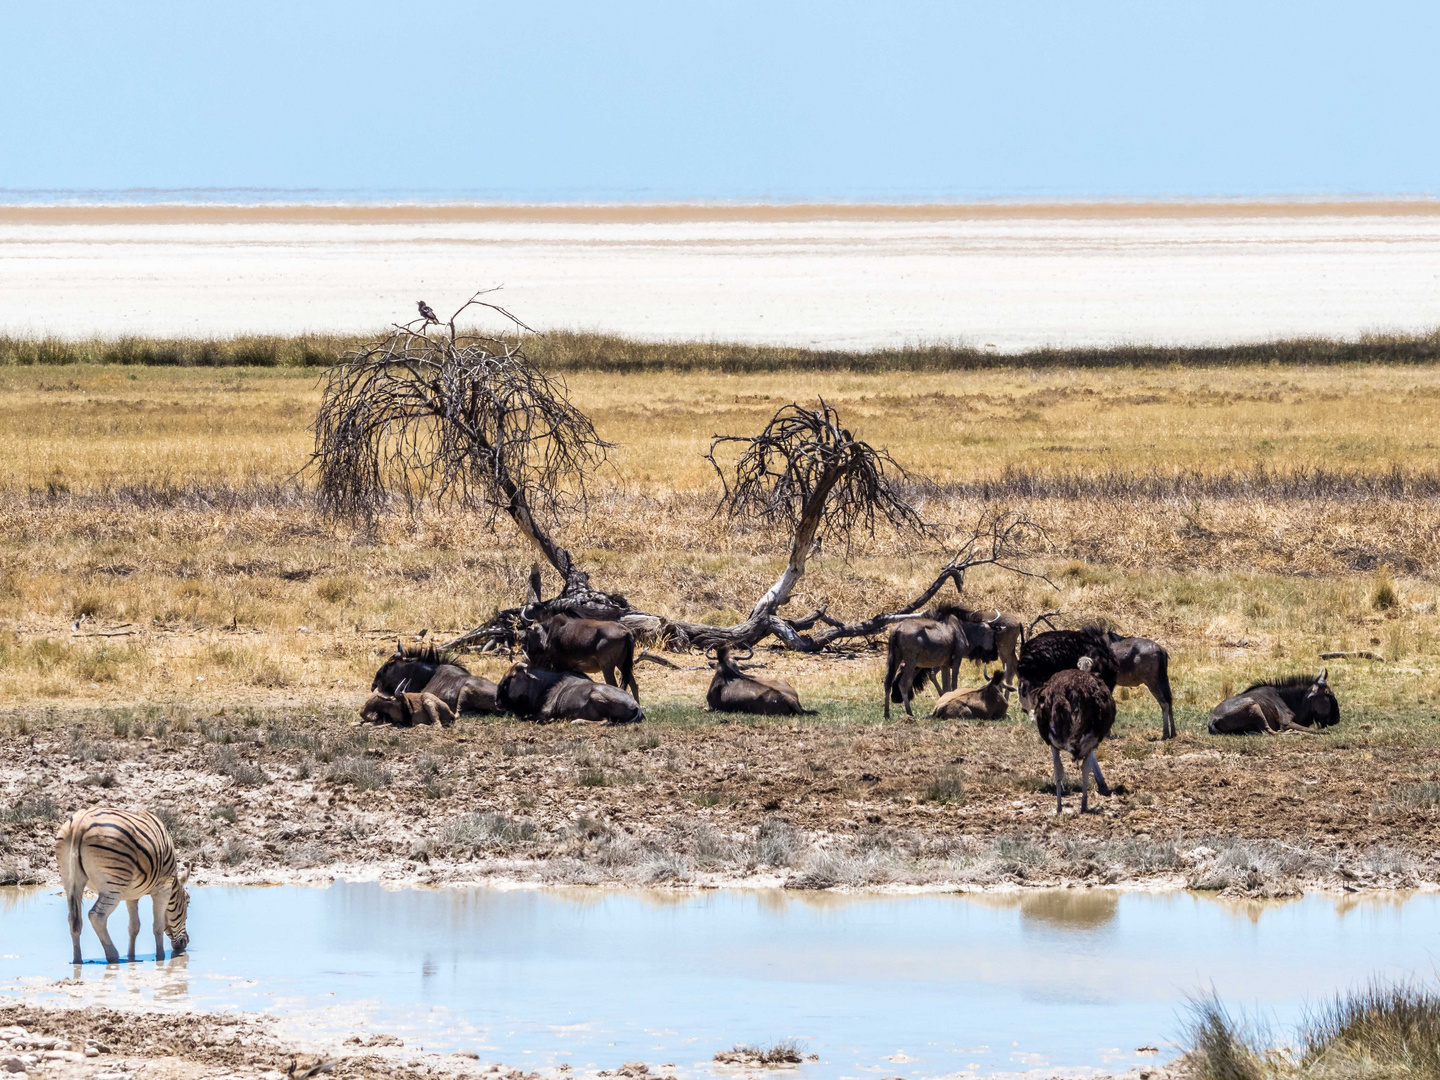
372, 644, 499, 715
931, 670, 1013, 720
707, 645, 813, 715
883, 606, 1002, 718
1034, 657, 1117, 814
524, 612, 639, 700
1208, 670, 1338, 735
496, 662, 644, 724
1016, 626, 1118, 713
360, 689, 457, 728
1106, 630, 1177, 739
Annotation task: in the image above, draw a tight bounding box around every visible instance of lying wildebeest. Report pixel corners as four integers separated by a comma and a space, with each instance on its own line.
1106, 630, 1176, 740
1016, 626, 1118, 713
931, 670, 1013, 720
1208, 670, 1338, 735
524, 612, 639, 700
707, 645, 814, 715
884, 605, 1002, 718
360, 689, 457, 728
497, 662, 644, 724
1034, 656, 1117, 814
372, 644, 499, 715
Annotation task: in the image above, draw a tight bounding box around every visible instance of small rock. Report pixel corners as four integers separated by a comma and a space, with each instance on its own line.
44, 1050, 85, 1062
85, 1047, 101, 1058
452, 1051, 481, 1060
1, 1058, 26, 1074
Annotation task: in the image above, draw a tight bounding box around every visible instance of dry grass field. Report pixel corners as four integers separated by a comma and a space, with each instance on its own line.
1, 357, 1438, 892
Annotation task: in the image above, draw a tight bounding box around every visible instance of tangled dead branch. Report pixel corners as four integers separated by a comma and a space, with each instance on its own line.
310, 292, 617, 603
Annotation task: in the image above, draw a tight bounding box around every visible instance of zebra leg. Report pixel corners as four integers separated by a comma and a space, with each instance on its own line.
151, 882, 171, 960
88, 891, 121, 964
126, 898, 141, 962
67, 884, 84, 964
1051, 745, 1065, 815
1087, 751, 1112, 796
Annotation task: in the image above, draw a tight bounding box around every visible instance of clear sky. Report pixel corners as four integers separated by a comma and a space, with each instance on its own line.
3, 1, 1438, 201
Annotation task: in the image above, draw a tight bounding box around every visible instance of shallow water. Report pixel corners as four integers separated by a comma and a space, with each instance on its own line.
1, 885, 1437, 1077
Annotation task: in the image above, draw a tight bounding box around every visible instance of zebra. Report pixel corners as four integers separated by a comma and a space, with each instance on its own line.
55, 808, 191, 964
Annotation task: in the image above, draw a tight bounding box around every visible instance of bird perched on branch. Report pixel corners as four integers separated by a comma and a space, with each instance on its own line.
417, 300, 440, 325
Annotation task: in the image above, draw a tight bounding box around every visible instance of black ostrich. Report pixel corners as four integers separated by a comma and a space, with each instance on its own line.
416, 300, 440, 325
1016, 626, 1117, 710
1034, 656, 1117, 814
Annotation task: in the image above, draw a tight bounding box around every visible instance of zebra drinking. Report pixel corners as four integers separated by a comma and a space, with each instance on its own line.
55, 808, 191, 964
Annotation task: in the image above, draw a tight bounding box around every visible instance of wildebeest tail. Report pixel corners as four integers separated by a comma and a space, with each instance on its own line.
619, 634, 639, 702
884, 635, 902, 704
1155, 650, 1173, 708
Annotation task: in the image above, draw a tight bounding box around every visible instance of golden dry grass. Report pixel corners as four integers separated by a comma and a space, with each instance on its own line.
0, 362, 1437, 717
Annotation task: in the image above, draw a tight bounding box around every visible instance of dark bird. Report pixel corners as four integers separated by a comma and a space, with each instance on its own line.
417, 300, 440, 325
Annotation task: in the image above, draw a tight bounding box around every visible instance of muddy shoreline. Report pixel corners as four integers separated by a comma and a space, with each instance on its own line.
3, 693, 1437, 898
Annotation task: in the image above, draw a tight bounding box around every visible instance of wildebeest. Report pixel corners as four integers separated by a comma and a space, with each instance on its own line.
497, 662, 644, 724
1034, 657, 1117, 814
1106, 630, 1176, 739
360, 689, 457, 728
1208, 670, 1338, 735
884, 606, 1002, 718
524, 612, 639, 700
955, 607, 1023, 683
707, 645, 813, 715
931, 670, 1013, 720
1016, 626, 1118, 713
372, 644, 499, 715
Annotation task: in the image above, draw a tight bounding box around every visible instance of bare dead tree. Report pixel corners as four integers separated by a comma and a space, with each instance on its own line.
706, 399, 926, 620
310, 291, 618, 606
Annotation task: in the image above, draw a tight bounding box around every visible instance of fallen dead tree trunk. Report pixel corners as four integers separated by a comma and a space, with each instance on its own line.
443, 512, 1051, 656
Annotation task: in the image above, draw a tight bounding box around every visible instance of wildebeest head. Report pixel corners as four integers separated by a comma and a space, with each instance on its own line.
1297, 668, 1339, 727
496, 662, 546, 717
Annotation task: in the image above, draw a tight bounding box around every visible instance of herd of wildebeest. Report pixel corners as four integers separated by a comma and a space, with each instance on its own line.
361, 603, 1341, 814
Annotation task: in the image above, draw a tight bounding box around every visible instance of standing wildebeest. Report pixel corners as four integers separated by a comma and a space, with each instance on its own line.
524, 612, 639, 700
372, 644, 499, 715
1208, 670, 1338, 735
884, 606, 1002, 718
931, 670, 1013, 720
1016, 626, 1118, 713
1034, 657, 1117, 814
360, 689, 457, 728
497, 662, 644, 724
707, 645, 813, 715
1106, 630, 1176, 739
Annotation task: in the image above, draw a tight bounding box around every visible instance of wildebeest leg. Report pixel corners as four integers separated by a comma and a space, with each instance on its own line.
1086, 751, 1112, 796
1154, 653, 1176, 739
899, 664, 918, 717
126, 898, 141, 961
1051, 746, 1065, 815
67, 883, 84, 964
601, 665, 618, 687
88, 890, 122, 963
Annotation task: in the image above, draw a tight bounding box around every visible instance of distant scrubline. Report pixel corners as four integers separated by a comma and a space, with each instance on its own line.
55, 807, 191, 964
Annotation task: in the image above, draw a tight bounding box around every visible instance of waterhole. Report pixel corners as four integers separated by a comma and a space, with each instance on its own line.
1, 885, 1436, 1077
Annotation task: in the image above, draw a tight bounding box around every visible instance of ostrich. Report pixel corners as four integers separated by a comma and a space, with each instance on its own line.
1034, 657, 1117, 814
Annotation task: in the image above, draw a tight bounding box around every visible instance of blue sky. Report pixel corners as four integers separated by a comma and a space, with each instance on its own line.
3, 1, 1438, 201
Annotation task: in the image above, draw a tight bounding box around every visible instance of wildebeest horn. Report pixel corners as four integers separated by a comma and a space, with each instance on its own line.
1317, 668, 1328, 685
732, 645, 755, 662
394, 638, 403, 657
703, 646, 719, 661
395, 678, 409, 695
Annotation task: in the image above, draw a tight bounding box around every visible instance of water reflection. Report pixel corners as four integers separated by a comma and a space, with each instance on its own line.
3, 883, 1439, 1079
1018, 890, 1119, 930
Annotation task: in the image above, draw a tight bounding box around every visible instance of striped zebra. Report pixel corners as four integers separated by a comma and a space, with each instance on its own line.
55, 808, 191, 964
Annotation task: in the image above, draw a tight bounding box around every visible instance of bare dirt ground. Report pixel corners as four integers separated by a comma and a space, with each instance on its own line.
3, 660, 1436, 897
